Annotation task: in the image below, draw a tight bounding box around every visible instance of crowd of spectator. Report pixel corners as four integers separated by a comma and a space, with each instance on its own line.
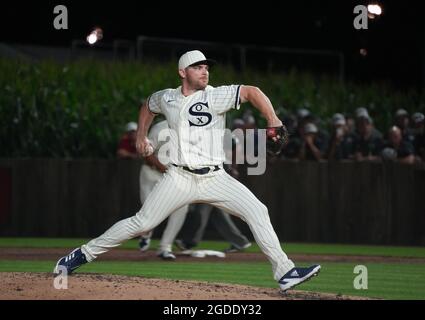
280, 107, 425, 164
116, 107, 425, 166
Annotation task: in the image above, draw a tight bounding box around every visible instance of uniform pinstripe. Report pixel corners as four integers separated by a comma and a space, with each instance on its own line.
53, 51, 322, 290
81, 84, 295, 281
139, 120, 188, 253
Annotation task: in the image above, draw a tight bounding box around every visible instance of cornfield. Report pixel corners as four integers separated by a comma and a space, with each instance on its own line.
1, 58, 423, 157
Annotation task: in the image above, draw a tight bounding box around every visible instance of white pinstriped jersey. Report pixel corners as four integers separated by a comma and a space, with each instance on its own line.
148, 85, 241, 169
139, 120, 170, 183
83, 85, 297, 282
148, 120, 170, 159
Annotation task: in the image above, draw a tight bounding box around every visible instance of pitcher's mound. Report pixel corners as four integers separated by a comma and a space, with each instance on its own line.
0, 272, 370, 300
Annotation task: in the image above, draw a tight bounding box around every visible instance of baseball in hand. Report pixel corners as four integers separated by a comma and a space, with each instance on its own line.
145, 143, 154, 156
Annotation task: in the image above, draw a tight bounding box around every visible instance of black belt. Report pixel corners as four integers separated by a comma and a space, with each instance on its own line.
172, 164, 220, 175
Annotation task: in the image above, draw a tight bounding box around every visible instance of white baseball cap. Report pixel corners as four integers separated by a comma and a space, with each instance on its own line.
332, 113, 346, 126
125, 122, 137, 132
412, 112, 425, 124
178, 50, 216, 70
395, 108, 408, 117
304, 123, 318, 134
357, 113, 373, 123
297, 108, 311, 119
355, 107, 369, 118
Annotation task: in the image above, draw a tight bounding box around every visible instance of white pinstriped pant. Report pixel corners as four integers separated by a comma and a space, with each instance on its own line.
82, 165, 295, 281
139, 165, 188, 253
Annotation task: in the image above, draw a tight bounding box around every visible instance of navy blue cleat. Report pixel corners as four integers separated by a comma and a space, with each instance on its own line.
139, 237, 151, 252
278, 264, 321, 292
53, 248, 87, 275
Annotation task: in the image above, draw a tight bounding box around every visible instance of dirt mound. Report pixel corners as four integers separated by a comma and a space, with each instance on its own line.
0, 272, 370, 300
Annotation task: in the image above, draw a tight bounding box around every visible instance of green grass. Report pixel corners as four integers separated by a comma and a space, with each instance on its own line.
1, 237, 425, 258
1, 260, 424, 300
1, 238, 425, 299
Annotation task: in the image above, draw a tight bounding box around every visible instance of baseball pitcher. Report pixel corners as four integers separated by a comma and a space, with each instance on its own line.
54, 50, 320, 292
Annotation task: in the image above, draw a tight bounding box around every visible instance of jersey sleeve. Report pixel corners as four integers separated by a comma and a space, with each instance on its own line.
209, 85, 242, 114
147, 90, 166, 115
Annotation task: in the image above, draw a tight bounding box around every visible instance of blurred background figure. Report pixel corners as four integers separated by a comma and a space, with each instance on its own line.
327, 113, 355, 160
117, 122, 138, 159
354, 113, 383, 161
354, 107, 371, 119
296, 108, 311, 124
299, 122, 326, 161
393, 109, 415, 144
344, 113, 356, 135
381, 126, 415, 164
281, 113, 298, 136
411, 112, 425, 162
281, 111, 302, 160
281, 108, 312, 160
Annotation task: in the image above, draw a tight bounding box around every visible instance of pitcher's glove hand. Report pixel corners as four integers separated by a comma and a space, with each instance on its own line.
266, 125, 289, 156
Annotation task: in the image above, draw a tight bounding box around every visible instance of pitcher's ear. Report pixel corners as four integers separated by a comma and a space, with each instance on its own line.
178, 69, 186, 79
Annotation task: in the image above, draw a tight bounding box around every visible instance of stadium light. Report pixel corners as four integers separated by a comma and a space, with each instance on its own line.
367, 4, 382, 19
367, 4, 382, 16
86, 27, 103, 45
87, 33, 97, 45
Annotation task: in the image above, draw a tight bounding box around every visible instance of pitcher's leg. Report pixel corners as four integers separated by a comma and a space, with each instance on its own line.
82, 168, 195, 261
204, 171, 294, 281
158, 205, 189, 252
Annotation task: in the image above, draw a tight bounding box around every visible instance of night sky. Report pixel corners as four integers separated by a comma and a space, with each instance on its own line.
1, 0, 424, 87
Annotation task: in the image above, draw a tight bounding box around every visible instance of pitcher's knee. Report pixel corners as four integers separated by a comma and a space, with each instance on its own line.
128, 213, 156, 235
244, 202, 268, 220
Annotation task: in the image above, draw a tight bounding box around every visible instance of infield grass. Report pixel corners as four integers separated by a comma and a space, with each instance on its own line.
1, 260, 425, 300
1, 237, 425, 299
1, 237, 425, 258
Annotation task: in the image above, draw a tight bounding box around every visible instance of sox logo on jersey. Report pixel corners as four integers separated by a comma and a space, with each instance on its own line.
188, 102, 212, 127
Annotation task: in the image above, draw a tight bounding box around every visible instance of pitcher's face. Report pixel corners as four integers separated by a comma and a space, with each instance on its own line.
183, 64, 209, 90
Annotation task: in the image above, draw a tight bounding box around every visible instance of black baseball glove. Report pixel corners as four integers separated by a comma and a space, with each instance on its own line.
266, 125, 289, 156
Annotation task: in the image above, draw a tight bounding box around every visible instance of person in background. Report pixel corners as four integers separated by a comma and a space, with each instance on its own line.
381, 126, 415, 165
299, 122, 326, 161
393, 108, 415, 144
117, 122, 138, 159
345, 113, 356, 135
411, 112, 425, 162
327, 113, 355, 160
354, 113, 384, 162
